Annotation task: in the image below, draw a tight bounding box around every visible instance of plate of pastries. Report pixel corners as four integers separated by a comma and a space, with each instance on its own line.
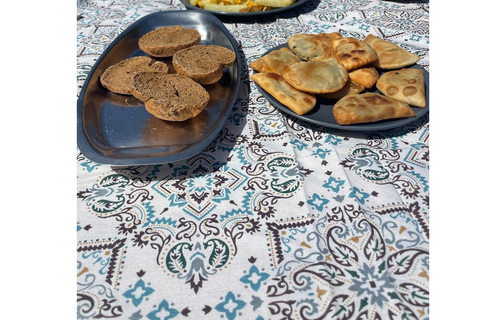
250, 33, 428, 131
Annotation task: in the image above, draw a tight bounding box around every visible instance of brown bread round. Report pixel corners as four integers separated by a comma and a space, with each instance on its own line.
131, 72, 210, 121
172, 45, 236, 84
100, 56, 168, 95
138, 26, 201, 58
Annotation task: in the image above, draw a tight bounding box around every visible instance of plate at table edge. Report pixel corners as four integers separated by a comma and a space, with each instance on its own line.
180, 0, 310, 17
77, 10, 242, 166
253, 43, 429, 132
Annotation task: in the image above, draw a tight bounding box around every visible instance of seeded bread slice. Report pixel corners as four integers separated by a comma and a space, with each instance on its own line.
100, 56, 168, 95
172, 45, 236, 85
131, 72, 210, 121
139, 26, 201, 58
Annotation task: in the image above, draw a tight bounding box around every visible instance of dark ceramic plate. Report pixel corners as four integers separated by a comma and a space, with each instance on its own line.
253, 43, 429, 131
180, 0, 310, 17
77, 11, 241, 165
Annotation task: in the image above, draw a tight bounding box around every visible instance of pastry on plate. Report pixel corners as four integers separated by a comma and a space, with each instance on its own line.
348, 66, 379, 89
333, 92, 415, 125
363, 34, 420, 69
376, 68, 426, 108
281, 58, 348, 94
250, 47, 301, 75
319, 78, 365, 100
288, 32, 342, 61
251, 72, 316, 115
331, 37, 378, 71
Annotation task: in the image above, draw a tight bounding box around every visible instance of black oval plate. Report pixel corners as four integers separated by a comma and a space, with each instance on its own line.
77, 11, 242, 165
180, 0, 310, 17
253, 43, 429, 131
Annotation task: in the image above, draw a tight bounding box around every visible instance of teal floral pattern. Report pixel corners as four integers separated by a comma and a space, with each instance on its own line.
77, 0, 429, 319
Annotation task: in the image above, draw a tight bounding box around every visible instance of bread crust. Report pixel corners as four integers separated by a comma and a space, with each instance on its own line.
131, 72, 210, 121
100, 56, 169, 95
172, 45, 236, 84
138, 26, 201, 58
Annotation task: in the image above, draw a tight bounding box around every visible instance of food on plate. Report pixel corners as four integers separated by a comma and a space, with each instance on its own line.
131, 72, 210, 121
100, 56, 169, 95
251, 72, 316, 115
376, 68, 426, 108
331, 37, 378, 71
348, 66, 379, 89
250, 32, 426, 125
332, 92, 415, 125
287, 32, 342, 61
249, 47, 301, 75
138, 26, 201, 58
363, 34, 420, 69
281, 59, 349, 94
189, 0, 295, 13
319, 78, 365, 100
173, 45, 236, 84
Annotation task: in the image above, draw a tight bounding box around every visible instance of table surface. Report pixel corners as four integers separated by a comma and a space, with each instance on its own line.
77, 0, 430, 319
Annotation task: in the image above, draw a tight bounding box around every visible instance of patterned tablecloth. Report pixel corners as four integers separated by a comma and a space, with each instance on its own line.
77, 0, 429, 319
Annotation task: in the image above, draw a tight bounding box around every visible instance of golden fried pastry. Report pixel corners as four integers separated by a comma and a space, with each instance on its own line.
249, 47, 302, 75
333, 92, 415, 125
376, 68, 426, 108
363, 34, 420, 69
332, 37, 378, 71
288, 32, 342, 61
319, 78, 365, 100
281, 59, 348, 94
348, 66, 379, 89
251, 72, 316, 115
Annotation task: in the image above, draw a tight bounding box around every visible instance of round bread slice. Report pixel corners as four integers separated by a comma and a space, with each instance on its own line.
172, 45, 236, 85
100, 56, 169, 95
139, 26, 201, 58
281, 59, 348, 94
131, 72, 210, 121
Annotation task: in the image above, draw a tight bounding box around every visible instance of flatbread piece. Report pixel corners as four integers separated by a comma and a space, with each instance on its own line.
319, 78, 365, 100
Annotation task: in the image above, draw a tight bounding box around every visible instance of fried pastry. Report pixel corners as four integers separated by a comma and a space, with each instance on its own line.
319, 78, 365, 100
281, 59, 348, 94
288, 32, 342, 61
332, 37, 378, 71
363, 34, 420, 69
348, 66, 379, 89
249, 47, 302, 75
251, 72, 316, 115
333, 92, 415, 125
376, 68, 426, 108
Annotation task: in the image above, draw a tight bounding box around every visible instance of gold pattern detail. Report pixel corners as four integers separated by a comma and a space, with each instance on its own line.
316, 286, 327, 300
349, 236, 361, 243
399, 226, 407, 234
300, 241, 311, 248
419, 268, 429, 281
77, 267, 89, 277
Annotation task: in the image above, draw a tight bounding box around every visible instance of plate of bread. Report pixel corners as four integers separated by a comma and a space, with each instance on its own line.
180, 0, 309, 16
77, 11, 241, 165
250, 33, 429, 131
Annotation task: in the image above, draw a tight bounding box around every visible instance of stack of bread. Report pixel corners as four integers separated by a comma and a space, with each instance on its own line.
100, 25, 236, 121
250, 33, 425, 125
